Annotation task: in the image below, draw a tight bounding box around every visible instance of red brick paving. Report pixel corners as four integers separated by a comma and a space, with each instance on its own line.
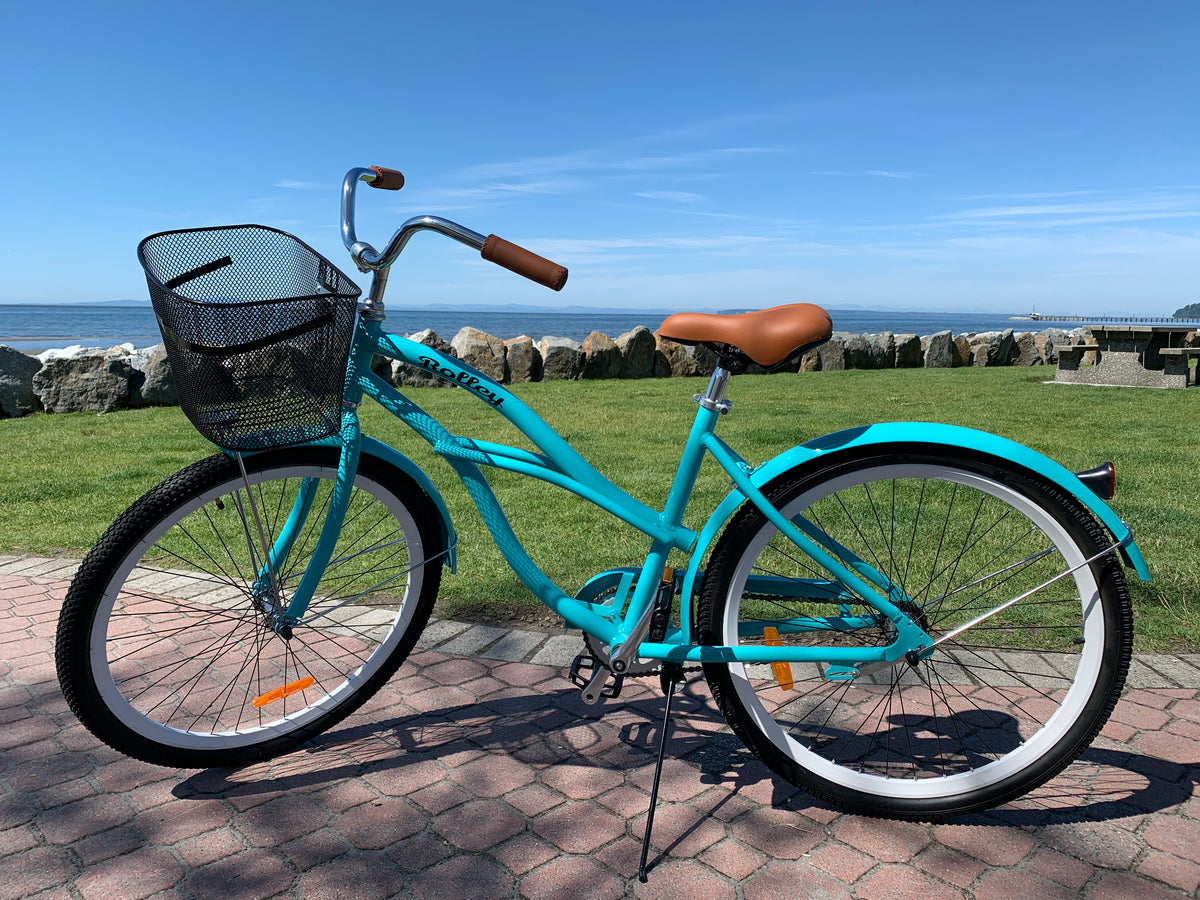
3, 562, 1200, 898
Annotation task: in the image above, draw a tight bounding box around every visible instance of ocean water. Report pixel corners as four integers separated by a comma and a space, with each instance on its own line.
0, 303, 1102, 353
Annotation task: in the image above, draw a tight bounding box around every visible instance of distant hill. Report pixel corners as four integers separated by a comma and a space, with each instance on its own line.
0, 300, 150, 307
1174, 303, 1200, 318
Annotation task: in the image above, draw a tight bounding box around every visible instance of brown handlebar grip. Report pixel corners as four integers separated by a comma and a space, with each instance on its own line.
481, 234, 568, 291
367, 166, 406, 190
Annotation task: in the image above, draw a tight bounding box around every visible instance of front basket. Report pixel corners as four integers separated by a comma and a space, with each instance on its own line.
138, 225, 361, 451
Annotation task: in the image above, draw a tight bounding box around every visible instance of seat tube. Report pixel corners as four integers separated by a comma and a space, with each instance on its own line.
609, 366, 730, 660
662, 364, 731, 524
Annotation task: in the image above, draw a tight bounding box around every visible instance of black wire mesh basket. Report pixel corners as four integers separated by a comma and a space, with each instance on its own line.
138, 225, 361, 451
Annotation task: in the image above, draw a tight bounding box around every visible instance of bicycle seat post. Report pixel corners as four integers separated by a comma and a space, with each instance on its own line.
694, 363, 733, 415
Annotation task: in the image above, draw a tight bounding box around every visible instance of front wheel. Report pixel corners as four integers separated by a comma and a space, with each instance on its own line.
697, 447, 1132, 819
56, 447, 445, 768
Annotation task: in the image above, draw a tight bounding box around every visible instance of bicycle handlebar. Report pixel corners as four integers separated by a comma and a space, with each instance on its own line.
365, 166, 405, 191
481, 234, 569, 291
341, 166, 568, 292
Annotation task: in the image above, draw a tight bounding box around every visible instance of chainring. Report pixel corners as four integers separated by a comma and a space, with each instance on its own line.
582, 631, 663, 676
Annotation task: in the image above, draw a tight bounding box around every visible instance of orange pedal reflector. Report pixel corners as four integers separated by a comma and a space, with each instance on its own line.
253, 676, 315, 708
762, 627, 794, 691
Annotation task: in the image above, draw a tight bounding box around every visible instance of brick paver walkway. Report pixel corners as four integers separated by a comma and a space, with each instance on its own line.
3, 554, 1200, 899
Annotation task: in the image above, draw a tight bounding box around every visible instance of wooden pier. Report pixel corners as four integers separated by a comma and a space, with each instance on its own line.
1009, 315, 1199, 325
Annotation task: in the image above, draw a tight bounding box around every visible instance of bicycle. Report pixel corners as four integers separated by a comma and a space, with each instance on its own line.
56, 165, 1149, 877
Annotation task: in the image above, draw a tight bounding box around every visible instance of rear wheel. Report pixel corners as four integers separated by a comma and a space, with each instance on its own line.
697, 447, 1132, 819
56, 447, 444, 768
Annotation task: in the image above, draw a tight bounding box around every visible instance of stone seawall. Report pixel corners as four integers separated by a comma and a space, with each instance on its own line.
2, 323, 1188, 417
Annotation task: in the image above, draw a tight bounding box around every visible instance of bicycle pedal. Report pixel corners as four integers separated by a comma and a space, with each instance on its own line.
570, 652, 624, 703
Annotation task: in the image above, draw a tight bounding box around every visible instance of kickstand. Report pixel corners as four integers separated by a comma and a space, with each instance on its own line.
637, 662, 685, 883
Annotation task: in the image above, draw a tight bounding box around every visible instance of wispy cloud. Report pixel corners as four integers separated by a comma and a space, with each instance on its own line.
938, 188, 1200, 228
458, 146, 784, 184
274, 180, 327, 190
634, 190, 707, 203
401, 178, 584, 210
532, 234, 790, 264
959, 189, 1101, 201
812, 169, 921, 179
439, 180, 579, 199
424, 114, 794, 210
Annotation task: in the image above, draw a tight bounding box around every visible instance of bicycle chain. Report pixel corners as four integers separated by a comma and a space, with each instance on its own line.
580, 582, 860, 680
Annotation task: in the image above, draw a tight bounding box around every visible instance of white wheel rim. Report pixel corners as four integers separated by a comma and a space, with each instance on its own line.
722, 464, 1106, 801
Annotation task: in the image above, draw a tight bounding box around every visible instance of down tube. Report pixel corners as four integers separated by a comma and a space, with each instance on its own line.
364, 333, 695, 554
359, 333, 644, 644
371, 331, 630, 500
440, 455, 622, 644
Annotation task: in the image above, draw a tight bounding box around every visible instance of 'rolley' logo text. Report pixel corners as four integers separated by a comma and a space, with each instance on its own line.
416, 356, 505, 408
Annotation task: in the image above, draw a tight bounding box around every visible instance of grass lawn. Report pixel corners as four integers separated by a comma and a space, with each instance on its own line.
2, 365, 1196, 650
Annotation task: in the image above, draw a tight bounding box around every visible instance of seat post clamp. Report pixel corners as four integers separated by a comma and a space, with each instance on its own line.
693, 394, 732, 415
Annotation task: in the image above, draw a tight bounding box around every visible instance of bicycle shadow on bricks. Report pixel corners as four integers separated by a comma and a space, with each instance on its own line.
0, 639, 1187, 831
951, 746, 1199, 828
173, 682, 710, 801
170, 682, 1196, 828
663, 697, 1200, 830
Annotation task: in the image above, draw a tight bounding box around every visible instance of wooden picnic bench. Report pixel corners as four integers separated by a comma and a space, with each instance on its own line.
1054, 325, 1197, 388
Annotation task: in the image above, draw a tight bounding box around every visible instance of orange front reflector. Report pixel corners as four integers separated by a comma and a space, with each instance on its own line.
762, 626, 794, 691
253, 676, 315, 708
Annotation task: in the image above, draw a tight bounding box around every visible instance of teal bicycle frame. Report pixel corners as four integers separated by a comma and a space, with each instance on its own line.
258, 311, 1149, 677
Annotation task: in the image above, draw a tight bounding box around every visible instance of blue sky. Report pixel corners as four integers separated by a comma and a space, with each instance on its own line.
2, 1, 1197, 314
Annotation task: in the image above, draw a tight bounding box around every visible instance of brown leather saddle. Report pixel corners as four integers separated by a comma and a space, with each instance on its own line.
658, 303, 833, 368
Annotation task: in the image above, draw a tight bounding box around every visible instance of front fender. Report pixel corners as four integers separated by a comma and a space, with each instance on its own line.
681, 423, 1149, 629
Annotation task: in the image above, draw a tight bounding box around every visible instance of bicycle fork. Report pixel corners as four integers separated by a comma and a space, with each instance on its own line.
231, 410, 364, 633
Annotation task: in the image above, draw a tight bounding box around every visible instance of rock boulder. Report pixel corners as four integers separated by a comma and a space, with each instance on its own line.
616, 326, 656, 379
451, 327, 507, 383
0, 345, 42, 417
538, 336, 584, 380
894, 334, 923, 368
504, 336, 541, 383
923, 331, 954, 368
818, 334, 849, 371
33, 349, 134, 413
581, 331, 622, 379
129, 344, 177, 405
